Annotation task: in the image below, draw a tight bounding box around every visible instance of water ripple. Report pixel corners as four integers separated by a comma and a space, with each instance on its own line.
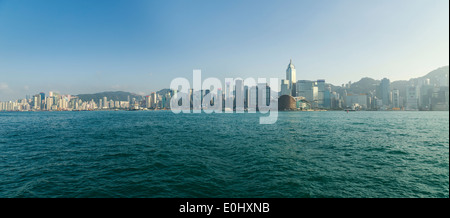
0, 111, 448, 198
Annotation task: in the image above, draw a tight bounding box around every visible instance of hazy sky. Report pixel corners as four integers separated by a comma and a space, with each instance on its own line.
0, 0, 448, 101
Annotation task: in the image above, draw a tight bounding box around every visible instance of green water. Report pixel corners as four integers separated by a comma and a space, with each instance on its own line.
0, 111, 448, 197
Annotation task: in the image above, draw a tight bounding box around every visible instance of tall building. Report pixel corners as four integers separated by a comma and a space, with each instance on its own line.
248, 86, 258, 111
296, 80, 318, 107
286, 59, 296, 96
431, 87, 449, 111
316, 80, 325, 108
109, 100, 114, 108
33, 94, 41, 110
46, 97, 53, 110
145, 95, 151, 108
323, 86, 331, 109
419, 80, 434, 110
103, 96, 108, 109
150, 92, 157, 108
234, 80, 244, 111
256, 83, 271, 107
189, 88, 194, 109
379, 78, 391, 106
392, 89, 400, 109
224, 81, 233, 110
280, 79, 290, 96
40, 92, 45, 109
406, 85, 419, 110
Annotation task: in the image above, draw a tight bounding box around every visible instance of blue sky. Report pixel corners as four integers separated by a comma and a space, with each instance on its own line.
0, 0, 448, 101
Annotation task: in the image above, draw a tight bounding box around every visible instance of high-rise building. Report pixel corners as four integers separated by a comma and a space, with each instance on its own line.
280, 79, 290, 96
379, 78, 391, 106
40, 92, 45, 109
431, 87, 449, 111
296, 80, 318, 107
103, 96, 108, 109
150, 92, 157, 108
323, 86, 332, 109
145, 95, 151, 108
419, 79, 434, 110
392, 89, 400, 109
46, 97, 53, 110
33, 94, 41, 110
316, 80, 325, 108
234, 80, 244, 111
256, 83, 271, 107
286, 59, 296, 96
248, 86, 258, 111
224, 81, 233, 108
406, 85, 419, 110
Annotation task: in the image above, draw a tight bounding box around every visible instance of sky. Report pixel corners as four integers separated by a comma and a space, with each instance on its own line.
0, 0, 448, 101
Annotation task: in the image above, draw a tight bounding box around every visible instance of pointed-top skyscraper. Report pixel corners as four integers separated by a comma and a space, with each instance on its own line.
286, 59, 296, 96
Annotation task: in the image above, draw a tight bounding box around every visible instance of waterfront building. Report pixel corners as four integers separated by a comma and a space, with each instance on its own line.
286, 59, 296, 96
392, 89, 400, 109
234, 80, 244, 111
40, 92, 45, 109
431, 87, 449, 111
296, 80, 318, 107
278, 95, 296, 111
316, 80, 325, 108
103, 96, 108, 109
248, 86, 258, 111
345, 93, 368, 109
150, 92, 157, 108
280, 79, 290, 96
406, 85, 419, 110
46, 96, 53, 110
145, 95, 151, 108
378, 78, 391, 106
323, 86, 332, 109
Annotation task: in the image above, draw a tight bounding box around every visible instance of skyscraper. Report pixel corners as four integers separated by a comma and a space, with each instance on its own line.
316, 80, 325, 108
280, 79, 290, 96
40, 92, 45, 109
323, 85, 331, 109
103, 96, 108, 109
150, 92, 157, 108
286, 59, 296, 96
33, 95, 39, 110
296, 80, 318, 107
406, 85, 419, 110
392, 89, 400, 109
380, 78, 391, 106
145, 95, 151, 108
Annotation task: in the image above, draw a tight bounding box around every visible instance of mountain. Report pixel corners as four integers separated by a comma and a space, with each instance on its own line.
391, 66, 449, 95
336, 66, 449, 95
348, 77, 380, 94
410, 66, 449, 86
330, 77, 380, 94
75, 91, 144, 103
156, 88, 172, 96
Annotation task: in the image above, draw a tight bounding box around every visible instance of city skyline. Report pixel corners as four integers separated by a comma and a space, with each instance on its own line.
1, 60, 448, 112
0, 62, 447, 102
0, 0, 449, 101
